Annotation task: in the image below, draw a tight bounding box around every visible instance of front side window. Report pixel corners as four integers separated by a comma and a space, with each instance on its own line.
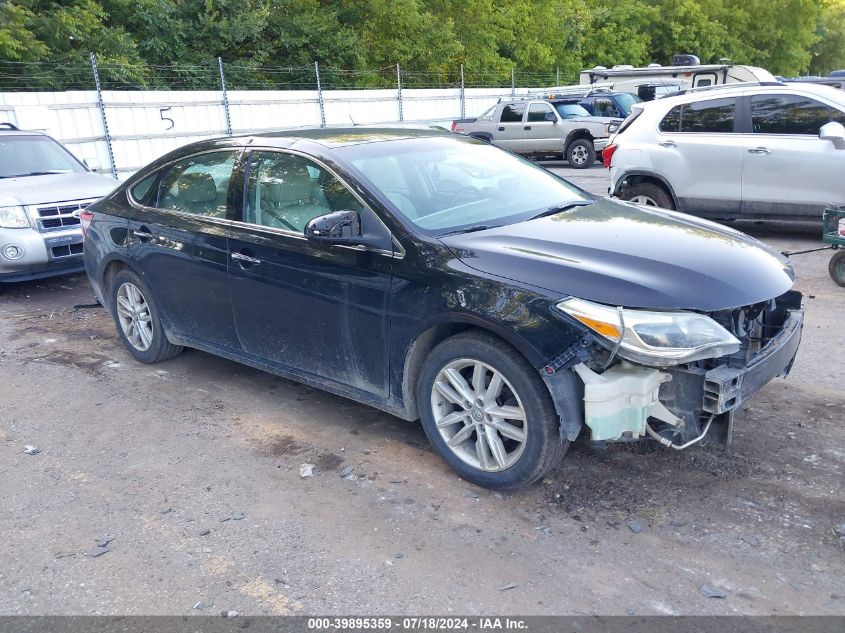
659, 98, 735, 133
244, 151, 364, 232
751, 94, 837, 135
527, 103, 555, 122
499, 103, 525, 123
157, 151, 237, 218
593, 98, 620, 117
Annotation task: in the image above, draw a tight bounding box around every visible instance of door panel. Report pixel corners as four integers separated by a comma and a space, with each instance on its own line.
522, 103, 561, 153
742, 93, 845, 217
655, 97, 742, 215
126, 150, 241, 348
227, 150, 393, 396
493, 103, 527, 152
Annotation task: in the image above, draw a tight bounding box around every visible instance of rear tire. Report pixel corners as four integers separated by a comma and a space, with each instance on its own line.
619, 181, 674, 210
565, 139, 595, 169
109, 268, 183, 363
417, 331, 568, 490
829, 250, 845, 287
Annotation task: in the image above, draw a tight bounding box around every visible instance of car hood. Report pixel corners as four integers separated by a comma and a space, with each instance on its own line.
439, 199, 795, 311
0, 172, 117, 207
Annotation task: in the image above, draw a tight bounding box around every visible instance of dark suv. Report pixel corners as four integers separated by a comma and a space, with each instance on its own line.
83, 127, 803, 490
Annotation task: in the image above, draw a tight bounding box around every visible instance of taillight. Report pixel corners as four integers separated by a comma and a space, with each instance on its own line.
602, 143, 618, 168
79, 210, 94, 236
450, 121, 457, 132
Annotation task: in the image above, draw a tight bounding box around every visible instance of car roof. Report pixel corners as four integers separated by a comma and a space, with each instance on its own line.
244, 125, 453, 148
0, 123, 46, 137
651, 81, 845, 107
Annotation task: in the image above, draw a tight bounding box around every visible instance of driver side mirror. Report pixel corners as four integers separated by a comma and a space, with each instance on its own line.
304, 210, 362, 244
820, 122, 845, 149
544, 111, 558, 123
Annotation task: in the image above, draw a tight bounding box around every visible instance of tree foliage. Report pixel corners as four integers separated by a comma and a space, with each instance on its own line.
0, 0, 839, 90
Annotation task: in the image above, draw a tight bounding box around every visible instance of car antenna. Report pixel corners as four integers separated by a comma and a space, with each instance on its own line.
349, 114, 358, 126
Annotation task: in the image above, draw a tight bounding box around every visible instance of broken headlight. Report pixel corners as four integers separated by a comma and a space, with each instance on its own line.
556, 297, 741, 366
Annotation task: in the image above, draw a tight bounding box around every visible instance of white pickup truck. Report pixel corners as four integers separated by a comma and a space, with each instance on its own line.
451, 98, 621, 168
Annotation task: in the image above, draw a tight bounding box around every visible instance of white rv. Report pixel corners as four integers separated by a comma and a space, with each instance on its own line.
580, 56, 776, 100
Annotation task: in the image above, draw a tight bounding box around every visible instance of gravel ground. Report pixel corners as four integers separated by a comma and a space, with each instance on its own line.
1, 166, 843, 616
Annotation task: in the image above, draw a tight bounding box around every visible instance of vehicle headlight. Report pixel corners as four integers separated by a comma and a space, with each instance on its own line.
556, 297, 741, 366
0, 206, 30, 229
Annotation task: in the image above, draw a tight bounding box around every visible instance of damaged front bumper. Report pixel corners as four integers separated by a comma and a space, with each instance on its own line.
542, 291, 804, 446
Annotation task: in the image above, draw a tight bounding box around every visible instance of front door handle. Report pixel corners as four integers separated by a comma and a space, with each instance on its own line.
497, 126, 505, 131
524, 125, 531, 130
232, 251, 261, 266
658, 140, 677, 148
132, 228, 154, 241
748, 147, 771, 155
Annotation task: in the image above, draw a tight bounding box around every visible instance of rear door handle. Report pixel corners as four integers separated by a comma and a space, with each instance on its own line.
132, 228, 154, 241
498, 126, 505, 131
748, 147, 771, 155
524, 126, 531, 130
232, 251, 261, 266
658, 140, 677, 148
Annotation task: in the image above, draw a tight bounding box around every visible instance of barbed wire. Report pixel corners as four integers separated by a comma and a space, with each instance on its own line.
0, 57, 578, 92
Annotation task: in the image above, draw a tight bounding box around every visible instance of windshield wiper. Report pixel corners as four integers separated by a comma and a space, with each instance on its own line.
529, 199, 595, 220
5, 170, 72, 178
438, 224, 498, 237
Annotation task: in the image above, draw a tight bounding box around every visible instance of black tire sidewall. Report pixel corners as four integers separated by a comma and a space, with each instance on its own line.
830, 250, 845, 287
623, 182, 673, 209
567, 139, 595, 169
109, 269, 176, 363
417, 333, 565, 490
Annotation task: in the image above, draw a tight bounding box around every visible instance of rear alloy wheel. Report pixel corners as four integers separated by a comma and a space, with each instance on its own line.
620, 181, 674, 210
566, 139, 595, 169
110, 269, 183, 363
418, 332, 567, 490
829, 250, 845, 287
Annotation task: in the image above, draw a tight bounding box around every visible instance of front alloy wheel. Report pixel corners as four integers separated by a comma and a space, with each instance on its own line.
431, 359, 527, 472
418, 331, 568, 490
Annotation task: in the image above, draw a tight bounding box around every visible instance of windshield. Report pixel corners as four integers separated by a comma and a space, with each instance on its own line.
0, 135, 85, 178
614, 93, 642, 116
338, 136, 589, 234
554, 103, 591, 118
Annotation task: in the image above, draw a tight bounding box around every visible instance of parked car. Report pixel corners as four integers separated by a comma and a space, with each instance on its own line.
0, 123, 116, 287
451, 99, 619, 168
605, 82, 845, 219
577, 90, 642, 118
84, 128, 803, 490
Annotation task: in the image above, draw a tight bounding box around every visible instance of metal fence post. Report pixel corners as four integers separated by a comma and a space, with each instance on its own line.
314, 61, 326, 128
218, 57, 232, 136
556, 66, 560, 86
89, 52, 117, 179
396, 63, 403, 122
511, 68, 515, 98
460, 64, 465, 119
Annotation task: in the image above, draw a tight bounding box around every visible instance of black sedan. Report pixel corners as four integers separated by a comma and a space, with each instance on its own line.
82, 128, 803, 489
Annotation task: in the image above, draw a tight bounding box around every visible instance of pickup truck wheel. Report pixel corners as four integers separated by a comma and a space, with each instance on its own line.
566, 139, 595, 169
620, 182, 674, 210
110, 269, 183, 363
418, 331, 568, 490
829, 250, 845, 287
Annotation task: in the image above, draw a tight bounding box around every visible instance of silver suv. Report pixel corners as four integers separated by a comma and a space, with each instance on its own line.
605, 82, 845, 219
0, 124, 116, 286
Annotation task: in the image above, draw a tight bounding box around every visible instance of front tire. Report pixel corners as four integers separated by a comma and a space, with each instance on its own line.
619, 181, 674, 209
109, 268, 183, 363
417, 331, 568, 490
565, 139, 595, 169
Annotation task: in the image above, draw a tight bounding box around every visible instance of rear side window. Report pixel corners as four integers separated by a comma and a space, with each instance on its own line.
500, 103, 525, 123
751, 94, 836, 135
157, 151, 238, 218
659, 98, 736, 133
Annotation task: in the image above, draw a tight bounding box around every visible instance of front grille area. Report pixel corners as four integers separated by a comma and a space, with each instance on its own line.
33, 200, 94, 232
51, 243, 83, 258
